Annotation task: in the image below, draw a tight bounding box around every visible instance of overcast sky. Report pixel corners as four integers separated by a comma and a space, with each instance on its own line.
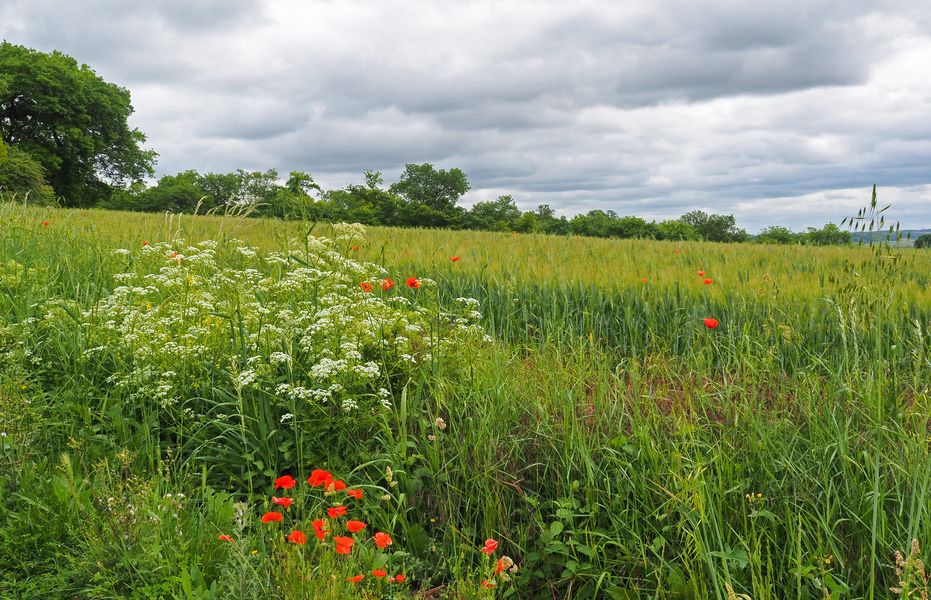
2, 1, 930, 230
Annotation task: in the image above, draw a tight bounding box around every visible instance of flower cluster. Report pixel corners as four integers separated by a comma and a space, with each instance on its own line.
50, 230, 485, 422
478, 537, 518, 590
221, 470, 408, 590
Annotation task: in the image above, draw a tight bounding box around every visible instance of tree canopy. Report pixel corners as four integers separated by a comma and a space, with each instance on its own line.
681, 210, 749, 242
0, 42, 155, 206
389, 163, 470, 213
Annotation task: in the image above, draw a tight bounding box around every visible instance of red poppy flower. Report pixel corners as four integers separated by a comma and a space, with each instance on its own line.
288, 530, 307, 545
372, 569, 388, 577
641, 277, 648, 283
327, 505, 347, 518
261, 511, 283, 523
450, 256, 461, 262
273, 474, 296, 490
703, 278, 713, 285
272, 496, 293, 507
142, 240, 149, 246
334, 535, 354, 555
330, 480, 347, 492
406, 277, 421, 289
495, 558, 505, 574
308, 469, 333, 488
347, 489, 363, 499
218, 534, 233, 542
480, 538, 498, 555
697, 270, 705, 276
346, 520, 367, 533
41, 220, 49, 227
381, 278, 394, 291
311, 518, 330, 540
347, 575, 365, 583
373, 531, 393, 549
703, 318, 719, 329
359, 281, 373, 293
392, 574, 406, 583
482, 580, 496, 588
351, 245, 361, 252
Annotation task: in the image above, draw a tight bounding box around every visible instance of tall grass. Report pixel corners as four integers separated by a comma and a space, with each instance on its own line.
1, 202, 929, 598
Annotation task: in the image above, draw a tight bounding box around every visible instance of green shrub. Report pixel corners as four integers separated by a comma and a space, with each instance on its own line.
0, 141, 56, 204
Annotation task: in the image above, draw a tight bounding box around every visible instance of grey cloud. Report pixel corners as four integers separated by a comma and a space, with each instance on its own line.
2, 0, 931, 229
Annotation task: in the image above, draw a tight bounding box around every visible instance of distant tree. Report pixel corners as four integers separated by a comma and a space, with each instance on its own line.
532, 204, 569, 235
265, 187, 320, 220
325, 187, 388, 225
0, 139, 55, 203
915, 233, 931, 249
322, 171, 405, 225
235, 169, 280, 208
394, 201, 464, 229
285, 171, 321, 196
803, 223, 851, 246
681, 210, 748, 242
466, 195, 521, 231
197, 172, 242, 211
757, 226, 797, 245
568, 210, 658, 239
389, 163, 470, 214
0, 42, 156, 206
680, 210, 708, 229
111, 168, 289, 215
610, 216, 657, 239
656, 219, 699, 241
363, 170, 384, 189
513, 211, 540, 233
118, 171, 203, 213
569, 210, 615, 238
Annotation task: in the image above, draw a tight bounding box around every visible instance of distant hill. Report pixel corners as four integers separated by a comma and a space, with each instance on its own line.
851, 229, 931, 247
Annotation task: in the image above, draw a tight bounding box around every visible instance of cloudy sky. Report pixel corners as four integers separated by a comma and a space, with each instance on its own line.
3, 0, 930, 230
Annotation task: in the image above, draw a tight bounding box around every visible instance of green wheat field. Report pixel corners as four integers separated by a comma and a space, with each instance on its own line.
1, 201, 930, 599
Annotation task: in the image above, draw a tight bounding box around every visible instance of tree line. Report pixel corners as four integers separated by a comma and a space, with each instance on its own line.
2, 41, 854, 245
95, 164, 849, 244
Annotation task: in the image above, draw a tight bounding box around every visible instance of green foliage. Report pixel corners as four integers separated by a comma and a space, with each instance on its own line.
389, 163, 470, 214
681, 210, 749, 242
0, 42, 156, 207
802, 222, 851, 246
0, 139, 55, 203
656, 219, 700, 241
914, 234, 931, 249
531, 204, 570, 235
465, 195, 522, 231
756, 225, 797, 245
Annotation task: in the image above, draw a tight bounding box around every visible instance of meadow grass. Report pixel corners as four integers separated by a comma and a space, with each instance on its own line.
0, 202, 929, 599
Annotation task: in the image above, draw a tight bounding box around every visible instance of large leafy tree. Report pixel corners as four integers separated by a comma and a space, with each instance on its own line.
0, 42, 156, 206
389, 163, 470, 214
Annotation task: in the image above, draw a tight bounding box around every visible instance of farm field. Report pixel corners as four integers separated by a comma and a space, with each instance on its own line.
1, 202, 931, 599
